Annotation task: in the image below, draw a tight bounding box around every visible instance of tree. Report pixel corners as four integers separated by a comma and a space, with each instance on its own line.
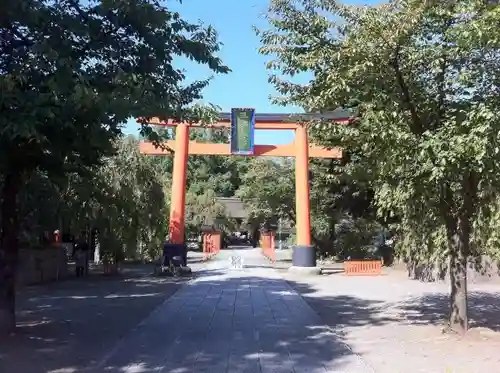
184, 189, 236, 238
237, 158, 296, 223
0, 0, 228, 333
309, 157, 375, 256
258, 0, 500, 334
237, 156, 375, 256
94, 136, 169, 261
187, 127, 250, 197
16, 135, 169, 261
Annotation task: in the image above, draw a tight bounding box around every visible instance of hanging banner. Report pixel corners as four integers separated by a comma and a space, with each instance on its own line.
230, 108, 255, 155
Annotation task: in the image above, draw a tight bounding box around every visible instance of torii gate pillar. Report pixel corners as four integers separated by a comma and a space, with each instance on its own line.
291, 125, 317, 269
169, 123, 189, 243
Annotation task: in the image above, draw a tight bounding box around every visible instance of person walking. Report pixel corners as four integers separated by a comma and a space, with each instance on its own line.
74, 235, 89, 277
75, 247, 86, 277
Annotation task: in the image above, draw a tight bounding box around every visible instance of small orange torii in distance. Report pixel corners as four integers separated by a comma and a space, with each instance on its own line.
138, 110, 350, 272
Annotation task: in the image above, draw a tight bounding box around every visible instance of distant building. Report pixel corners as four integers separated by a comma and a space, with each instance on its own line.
214, 197, 292, 235
215, 197, 248, 223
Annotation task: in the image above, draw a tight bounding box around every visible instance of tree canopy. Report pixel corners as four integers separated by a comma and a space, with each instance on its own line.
258, 0, 500, 333
0, 0, 228, 333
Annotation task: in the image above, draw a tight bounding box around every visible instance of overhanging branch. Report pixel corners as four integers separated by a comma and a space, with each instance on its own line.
391, 45, 422, 135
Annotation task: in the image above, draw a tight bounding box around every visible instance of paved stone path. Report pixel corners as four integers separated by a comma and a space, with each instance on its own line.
94, 248, 372, 373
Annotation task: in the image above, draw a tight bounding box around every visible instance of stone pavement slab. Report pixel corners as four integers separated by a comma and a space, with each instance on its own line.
95, 248, 372, 373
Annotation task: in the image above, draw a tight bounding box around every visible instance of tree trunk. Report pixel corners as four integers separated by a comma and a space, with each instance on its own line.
0, 171, 22, 334
448, 227, 468, 335
444, 172, 475, 335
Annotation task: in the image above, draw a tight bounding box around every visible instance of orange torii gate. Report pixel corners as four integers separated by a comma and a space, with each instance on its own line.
139, 110, 349, 273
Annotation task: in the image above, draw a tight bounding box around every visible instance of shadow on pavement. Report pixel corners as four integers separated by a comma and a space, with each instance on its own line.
2, 261, 500, 373
0, 265, 222, 373
400, 291, 500, 331
288, 281, 500, 332
96, 274, 371, 373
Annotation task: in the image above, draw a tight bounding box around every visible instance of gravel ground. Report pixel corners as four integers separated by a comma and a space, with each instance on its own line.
285, 267, 500, 373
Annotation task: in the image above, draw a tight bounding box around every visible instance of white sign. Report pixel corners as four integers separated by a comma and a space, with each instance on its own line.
229, 255, 244, 269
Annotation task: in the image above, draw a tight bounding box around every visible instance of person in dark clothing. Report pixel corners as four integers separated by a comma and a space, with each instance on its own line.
74, 237, 89, 277
161, 239, 169, 270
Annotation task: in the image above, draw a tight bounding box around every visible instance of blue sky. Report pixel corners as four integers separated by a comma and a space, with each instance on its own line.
123, 0, 373, 144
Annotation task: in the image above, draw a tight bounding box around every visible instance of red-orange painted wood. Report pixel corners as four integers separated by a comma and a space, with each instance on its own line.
139, 113, 347, 248
295, 125, 312, 246
344, 260, 383, 276
202, 232, 221, 261
168, 124, 189, 243
260, 231, 276, 262
139, 141, 342, 159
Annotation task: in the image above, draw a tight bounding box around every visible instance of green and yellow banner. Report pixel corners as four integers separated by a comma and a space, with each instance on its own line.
230, 108, 255, 155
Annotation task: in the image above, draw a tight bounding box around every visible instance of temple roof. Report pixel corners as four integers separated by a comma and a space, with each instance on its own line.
216, 197, 247, 219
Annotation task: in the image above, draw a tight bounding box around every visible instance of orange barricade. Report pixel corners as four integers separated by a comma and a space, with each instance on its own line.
260, 231, 276, 262
344, 260, 383, 276
202, 231, 221, 261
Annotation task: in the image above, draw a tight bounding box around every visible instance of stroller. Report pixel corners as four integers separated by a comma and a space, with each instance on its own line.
160, 242, 187, 276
